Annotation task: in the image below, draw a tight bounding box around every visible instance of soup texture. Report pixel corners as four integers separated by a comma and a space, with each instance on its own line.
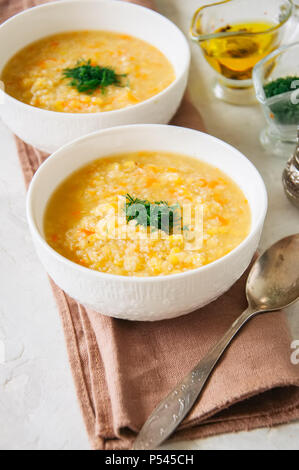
2, 31, 175, 113
44, 152, 251, 277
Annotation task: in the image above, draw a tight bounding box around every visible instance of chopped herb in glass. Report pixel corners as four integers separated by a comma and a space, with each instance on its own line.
263, 76, 299, 125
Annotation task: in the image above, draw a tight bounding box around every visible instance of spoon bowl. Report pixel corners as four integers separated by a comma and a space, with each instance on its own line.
247, 234, 299, 311
133, 234, 299, 450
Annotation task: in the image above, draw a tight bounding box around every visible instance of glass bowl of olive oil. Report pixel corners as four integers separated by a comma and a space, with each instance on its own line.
253, 41, 299, 158
190, 0, 293, 105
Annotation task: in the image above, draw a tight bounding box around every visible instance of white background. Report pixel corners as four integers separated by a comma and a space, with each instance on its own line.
0, 0, 298, 450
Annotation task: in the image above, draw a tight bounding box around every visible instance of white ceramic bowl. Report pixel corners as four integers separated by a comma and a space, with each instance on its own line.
0, 0, 190, 153
27, 124, 268, 321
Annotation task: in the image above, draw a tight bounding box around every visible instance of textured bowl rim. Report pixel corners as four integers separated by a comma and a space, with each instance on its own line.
0, 0, 190, 118
26, 124, 268, 283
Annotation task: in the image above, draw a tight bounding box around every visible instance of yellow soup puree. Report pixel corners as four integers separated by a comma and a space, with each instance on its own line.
44, 152, 251, 277
2, 31, 175, 113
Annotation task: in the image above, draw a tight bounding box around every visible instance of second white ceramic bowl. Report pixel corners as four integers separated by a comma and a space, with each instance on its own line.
27, 124, 268, 321
0, 0, 190, 152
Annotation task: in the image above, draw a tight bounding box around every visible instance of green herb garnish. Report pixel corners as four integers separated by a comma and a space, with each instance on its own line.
263, 76, 299, 125
264, 76, 299, 99
63, 60, 126, 94
125, 194, 182, 235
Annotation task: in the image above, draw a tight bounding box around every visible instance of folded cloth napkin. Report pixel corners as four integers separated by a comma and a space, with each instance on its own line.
4, 0, 299, 451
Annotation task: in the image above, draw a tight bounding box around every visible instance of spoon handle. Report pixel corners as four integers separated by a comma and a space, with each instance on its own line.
133, 307, 256, 450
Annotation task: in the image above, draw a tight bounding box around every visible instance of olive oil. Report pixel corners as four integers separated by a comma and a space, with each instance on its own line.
200, 21, 278, 80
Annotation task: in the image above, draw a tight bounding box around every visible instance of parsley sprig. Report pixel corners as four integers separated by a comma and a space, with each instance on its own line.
125, 194, 182, 235
63, 60, 127, 94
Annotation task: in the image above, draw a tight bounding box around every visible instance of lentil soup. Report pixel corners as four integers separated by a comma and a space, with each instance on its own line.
2, 31, 175, 113
44, 152, 251, 277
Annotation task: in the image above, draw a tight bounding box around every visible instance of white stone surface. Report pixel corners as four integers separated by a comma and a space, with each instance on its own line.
0, 0, 298, 450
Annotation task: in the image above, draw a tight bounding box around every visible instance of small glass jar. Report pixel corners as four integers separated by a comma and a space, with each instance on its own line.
253, 41, 299, 158
190, 0, 293, 105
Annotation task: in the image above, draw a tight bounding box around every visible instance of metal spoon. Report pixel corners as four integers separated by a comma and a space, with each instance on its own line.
282, 128, 299, 209
133, 234, 299, 450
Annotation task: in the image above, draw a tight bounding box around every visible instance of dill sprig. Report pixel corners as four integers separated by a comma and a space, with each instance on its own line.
63, 60, 127, 94
125, 194, 182, 235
